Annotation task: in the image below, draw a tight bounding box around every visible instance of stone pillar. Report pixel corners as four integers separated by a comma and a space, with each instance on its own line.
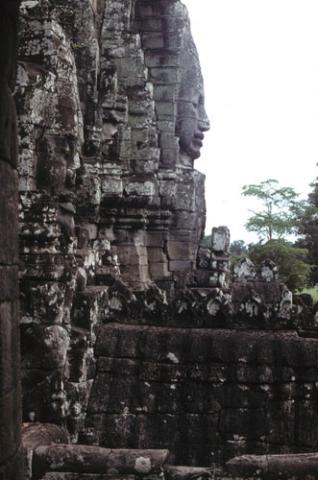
0, 2, 24, 479
195, 226, 231, 289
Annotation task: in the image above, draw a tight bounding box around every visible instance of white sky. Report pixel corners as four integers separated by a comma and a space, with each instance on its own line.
182, 0, 318, 243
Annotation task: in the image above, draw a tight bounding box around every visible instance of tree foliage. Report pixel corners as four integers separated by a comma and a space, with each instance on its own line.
230, 240, 248, 257
296, 178, 318, 284
242, 179, 307, 241
249, 239, 311, 291
241, 179, 312, 291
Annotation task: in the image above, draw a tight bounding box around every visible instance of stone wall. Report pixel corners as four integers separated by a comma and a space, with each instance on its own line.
84, 321, 318, 467
0, 2, 24, 479
225, 453, 318, 480
14, 0, 318, 475
16, 0, 209, 442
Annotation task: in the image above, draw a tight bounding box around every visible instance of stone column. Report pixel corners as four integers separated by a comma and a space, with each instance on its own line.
0, 2, 24, 479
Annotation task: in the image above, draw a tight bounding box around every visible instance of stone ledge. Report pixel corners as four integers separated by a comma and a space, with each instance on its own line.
22, 423, 69, 451
33, 445, 169, 479
226, 453, 318, 479
95, 324, 318, 367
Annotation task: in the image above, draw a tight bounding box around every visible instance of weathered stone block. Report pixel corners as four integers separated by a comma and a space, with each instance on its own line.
147, 248, 166, 263
267, 401, 295, 445
114, 56, 147, 88
120, 264, 150, 284
0, 161, 18, 264
169, 260, 192, 272
0, 84, 17, 167
149, 67, 180, 85
0, 447, 24, 480
101, 176, 123, 196
124, 180, 156, 197
145, 232, 167, 248
219, 408, 267, 438
0, 266, 18, 301
211, 226, 230, 254
145, 51, 179, 68
141, 33, 165, 49
226, 453, 318, 479
22, 422, 69, 450
159, 148, 178, 169
0, 300, 19, 399
149, 262, 171, 279
95, 413, 219, 451
167, 242, 191, 261
296, 401, 318, 447
42, 475, 137, 480
0, 385, 21, 464
33, 444, 169, 477
117, 245, 148, 266
135, 16, 163, 33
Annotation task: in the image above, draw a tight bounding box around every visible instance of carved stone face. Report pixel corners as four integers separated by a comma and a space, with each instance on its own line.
175, 26, 210, 161
176, 87, 210, 160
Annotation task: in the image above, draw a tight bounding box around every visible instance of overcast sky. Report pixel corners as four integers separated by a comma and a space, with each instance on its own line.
182, 0, 318, 243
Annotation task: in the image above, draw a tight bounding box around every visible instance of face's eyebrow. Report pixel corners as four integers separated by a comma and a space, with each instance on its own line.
178, 99, 199, 104
176, 115, 199, 121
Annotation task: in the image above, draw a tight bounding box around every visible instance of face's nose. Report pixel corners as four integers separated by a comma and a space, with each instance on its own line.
199, 116, 210, 133
198, 104, 210, 132
199, 118, 210, 132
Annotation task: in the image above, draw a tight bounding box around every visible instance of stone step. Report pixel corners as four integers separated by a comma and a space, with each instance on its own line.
41, 466, 215, 480
226, 453, 318, 479
165, 465, 213, 480
33, 444, 169, 479
42, 475, 138, 480
95, 323, 316, 367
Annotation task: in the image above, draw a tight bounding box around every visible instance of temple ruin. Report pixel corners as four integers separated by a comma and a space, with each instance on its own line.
2, 1, 318, 479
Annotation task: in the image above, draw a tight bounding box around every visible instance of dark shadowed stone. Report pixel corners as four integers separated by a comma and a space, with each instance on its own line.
95, 324, 318, 367
0, 300, 21, 462
15, 0, 318, 470
22, 423, 69, 450
0, 162, 18, 265
0, 84, 17, 167
42, 475, 138, 480
33, 445, 169, 478
0, 384, 21, 464
0, 301, 20, 398
165, 466, 213, 480
0, 266, 19, 301
88, 322, 318, 465
0, 448, 24, 480
296, 402, 318, 448
219, 408, 267, 438
232, 281, 283, 305
0, 2, 22, 479
226, 453, 318, 479
87, 412, 219, 464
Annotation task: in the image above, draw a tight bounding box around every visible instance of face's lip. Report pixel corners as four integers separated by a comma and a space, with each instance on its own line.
192, 131, 204, 147
194, 131, 204, 141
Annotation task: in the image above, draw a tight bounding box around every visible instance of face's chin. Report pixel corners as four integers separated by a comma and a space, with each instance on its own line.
188, 145, 201, 159
180, 131, 204, 160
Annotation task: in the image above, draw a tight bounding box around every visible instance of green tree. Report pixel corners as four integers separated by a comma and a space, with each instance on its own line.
296, 178, 318, 284
242, 179, 311, 291
249, 239, 311, 291
242, 178, 307, 241
230, 240, 248, 257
